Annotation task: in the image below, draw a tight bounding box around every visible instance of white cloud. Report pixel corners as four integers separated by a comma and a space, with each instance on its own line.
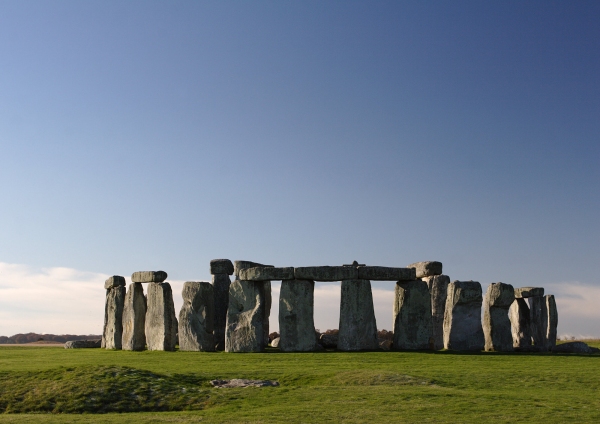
0, 262, 598, 339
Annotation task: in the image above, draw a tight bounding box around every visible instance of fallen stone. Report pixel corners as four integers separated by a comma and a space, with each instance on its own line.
545, 295, 558, 350
319, 333, 338, 349
64, 340, 101, 349
212, 273, 231, 351
279, 279, 318, 352
101, 283, 126, 349
225, 280, 266, 352
552, 342, 599, 354
269, 332, 280, 341
509, 298, 532, 349
104, 275, 126, 289
122, 282, 147, 351
421, 275, 450, 350
514, 287, 544, 298
357, 266, 416, 281
238, 267, 295, 281
233, 261, 273, 279
393, 280, 433, 350
407, 261, 443, 278
271, 337, 280, 348
294, 266, 358, 282
443, 281, 484, 351
528, 296, 548, 351
210, 379, 279, 388
483, 282, 515, 352
145, 282, 178, 351
338, 279, 379, 351
178, 281, 215, 352
210, 259, 234, 275
131, 271, 168, 283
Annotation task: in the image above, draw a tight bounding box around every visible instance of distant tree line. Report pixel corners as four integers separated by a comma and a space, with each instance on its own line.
0, 333, 102, 344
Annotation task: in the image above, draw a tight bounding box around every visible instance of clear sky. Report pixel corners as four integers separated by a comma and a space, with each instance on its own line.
0, 1, 598, 337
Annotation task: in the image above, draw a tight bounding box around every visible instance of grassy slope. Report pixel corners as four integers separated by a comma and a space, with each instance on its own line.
0, 346, 598, 423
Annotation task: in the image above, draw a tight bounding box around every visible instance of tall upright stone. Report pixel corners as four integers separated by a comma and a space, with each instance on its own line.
443, 281, 484, 351
122, 283, 147, 350
421, 275, 450, 350
102, 276, 126, 350
210, 259, 234, 351
145, 282, 178, 351
338, 279, 378, 351
234, 260, 273, 348
279, 279, 317, 352
483, 282, 515, 352
509, 298, 532, 349
225, 279, 266, 352
545, 294, 558, 350
528, 295, 548, 351
393, 280, 433, 350
179, 281, 215, 352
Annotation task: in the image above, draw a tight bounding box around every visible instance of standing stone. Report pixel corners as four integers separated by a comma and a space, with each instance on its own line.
338, 279, 378, 351
393, 280, 433, 350
528, 296, 548, 351
545, 295, 558, 350
443, 281, 484, 351
101, 276, 126, 350
407, 261, 443, 279
122, 282, 147, 351
483, 282, 515, 352
212, 273, 231, 351
178, 281, 215, 351
210, 259, 234, 276
509, 298, 532, 349
421, 275, 450, 350
225, 279, 266, 352
145, 282, 178, 351
279, 279, 318, 352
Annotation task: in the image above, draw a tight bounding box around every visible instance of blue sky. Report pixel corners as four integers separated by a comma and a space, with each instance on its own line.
0, 1, 598, 335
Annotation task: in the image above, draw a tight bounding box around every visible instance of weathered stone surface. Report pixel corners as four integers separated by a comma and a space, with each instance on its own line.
65, 340, 101, 349
145, 282, 178, 351
379, 339, 393, 350
319, 333, 338, 348
178, 281, 215, 352
262, 280, 271, 347
393, 280, 433, 350
422, 275, 450, 350
483, 283, 515, 352
357, 266, 416, 281
271, 337, 280, 348
294, 266, 358, 282
131, 271, 168, 283
509, 298, 532, 349
210, 379, 279, 388
528, 296, 548, 351
210, 259, 234, 275
338, 279, 378, 351
407, 261, 443, 278
552, 341, 600, 354
514, 287, 544, 298
279, 279, 317, 352
238, 267, 295, 281
545, 295, 558, 350
101, 285, 126, 349
443, 281, 484, 351
104, 275, 126, 289
225, 280, 266, 352
212, 273, 231, 351
122, 282, 147, 351
233, 261, 273, 279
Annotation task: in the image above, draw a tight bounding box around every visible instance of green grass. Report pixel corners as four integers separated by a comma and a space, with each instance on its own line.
0, 345, 598, 423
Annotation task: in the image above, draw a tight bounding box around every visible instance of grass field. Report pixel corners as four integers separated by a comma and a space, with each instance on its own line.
0, 343, 598, 423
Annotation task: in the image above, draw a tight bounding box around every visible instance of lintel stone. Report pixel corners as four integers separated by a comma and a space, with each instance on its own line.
131, 271, 167, 283
357, 266, 416, 281
238, 267, 295, 281
407, 261, 443, 278
210, 259, 234, 275
294, 266, 358, 282
104, 275, 126, 289
514, 287, 544, 298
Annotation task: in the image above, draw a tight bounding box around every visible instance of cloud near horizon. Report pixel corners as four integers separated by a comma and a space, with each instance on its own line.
0, 262, 598, 338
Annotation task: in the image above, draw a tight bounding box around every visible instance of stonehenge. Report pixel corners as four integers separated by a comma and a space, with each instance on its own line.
101, 276, 126, 350
98, 261, 559, 355
483, 282, 515, 352
178, 281, 215, 351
